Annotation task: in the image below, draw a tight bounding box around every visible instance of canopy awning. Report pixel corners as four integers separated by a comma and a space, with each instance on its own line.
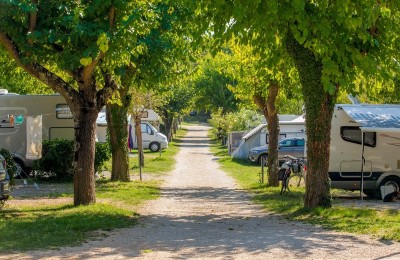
338, 104, 400, 133
242, 124, 266, 141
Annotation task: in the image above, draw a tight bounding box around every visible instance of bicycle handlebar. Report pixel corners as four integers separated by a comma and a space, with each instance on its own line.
283, 155, 298, 160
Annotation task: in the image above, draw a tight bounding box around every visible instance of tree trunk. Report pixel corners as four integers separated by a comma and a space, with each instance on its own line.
134, 115, 144, 167
72, 104, 98, 205
70, 71, 117, 206
253, 82, 280, 186
106, 98, 130, 182
286, 30, 338, 208
162, 110, 174, 142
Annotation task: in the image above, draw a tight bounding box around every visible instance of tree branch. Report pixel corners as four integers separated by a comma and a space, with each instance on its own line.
98, 71, 119, 110
82, 4, 116, 88
109, 4, 115, 29
27, 0, 38, 44
0, 30, 78, 104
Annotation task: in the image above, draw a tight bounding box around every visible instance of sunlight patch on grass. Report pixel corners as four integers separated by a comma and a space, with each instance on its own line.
210, 141, 400, 242
0, 203, 137, 251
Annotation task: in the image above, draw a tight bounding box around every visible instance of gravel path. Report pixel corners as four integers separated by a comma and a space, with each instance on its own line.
3, 124, 400, 259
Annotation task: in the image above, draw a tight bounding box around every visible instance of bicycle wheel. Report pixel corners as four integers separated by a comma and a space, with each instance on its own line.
287, 174, 306, 192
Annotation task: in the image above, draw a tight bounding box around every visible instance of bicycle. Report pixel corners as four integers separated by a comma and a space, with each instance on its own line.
279, 155, 307, 194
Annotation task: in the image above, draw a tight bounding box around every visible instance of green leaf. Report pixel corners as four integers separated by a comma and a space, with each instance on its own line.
79, 57, 92, 66
96, 33, 109, 53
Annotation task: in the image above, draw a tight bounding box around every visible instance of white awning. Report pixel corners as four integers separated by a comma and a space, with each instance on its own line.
242, 124, 266, 141
338, 104, 400, 133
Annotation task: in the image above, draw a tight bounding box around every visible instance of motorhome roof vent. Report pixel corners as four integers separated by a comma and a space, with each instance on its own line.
0, 89, 8, 95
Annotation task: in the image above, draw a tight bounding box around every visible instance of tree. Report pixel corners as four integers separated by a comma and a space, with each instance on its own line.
192, 52, 239, 114
158, 84, 193, 141
222, 40, 302, 186
105, 2, 195, 180
0, 1, 158, 205
188, 0, 400, 208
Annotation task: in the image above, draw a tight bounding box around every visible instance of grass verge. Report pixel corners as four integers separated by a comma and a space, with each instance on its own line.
211, 140, 400, 242
0, 130, 186, 252
0, 203, 136, 251
1, 179, 160, 252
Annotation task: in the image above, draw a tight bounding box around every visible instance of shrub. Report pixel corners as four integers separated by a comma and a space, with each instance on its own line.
33, 139, 111, 181
0, 148, 16, 182
208, 108, 264, 140
94, 142, 111, 173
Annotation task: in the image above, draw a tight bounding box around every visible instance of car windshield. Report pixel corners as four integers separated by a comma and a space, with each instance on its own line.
279, 139, 293, 147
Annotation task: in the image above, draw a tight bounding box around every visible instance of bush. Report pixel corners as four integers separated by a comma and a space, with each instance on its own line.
94, 142, 111, 173
0, 148, 16, 182
208, 108, 264, 140
33, 139, 111, 180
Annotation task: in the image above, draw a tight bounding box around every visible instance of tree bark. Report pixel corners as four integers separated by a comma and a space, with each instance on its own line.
253, 81, 280, 186
73, 108, 98, 205
106, 94, 130, 181
161, 109, 174, 142
286, 29, 338, 208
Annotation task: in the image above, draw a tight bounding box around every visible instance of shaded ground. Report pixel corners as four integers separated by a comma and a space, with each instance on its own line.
2, 124, 400, 259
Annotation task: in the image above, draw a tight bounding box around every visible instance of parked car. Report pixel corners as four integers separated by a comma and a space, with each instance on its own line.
248, 137, 306, 164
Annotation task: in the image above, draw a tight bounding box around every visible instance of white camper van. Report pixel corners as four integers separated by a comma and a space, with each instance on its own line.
329, 104, 400, 198
128, 120, 168, 152
0, 90, 74, 174
96, 109, 168, 152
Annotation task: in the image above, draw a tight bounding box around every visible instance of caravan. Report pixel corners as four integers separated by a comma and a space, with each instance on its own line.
231, 115, 306, 161
96, 109, 168, 152
0, 90, 74, 174
329, 104, 400, 198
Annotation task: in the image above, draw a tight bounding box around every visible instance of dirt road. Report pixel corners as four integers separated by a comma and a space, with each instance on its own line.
4, 124, 400, 259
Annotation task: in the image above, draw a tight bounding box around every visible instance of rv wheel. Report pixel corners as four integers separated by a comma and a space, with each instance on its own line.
379, 177, 400, 198
149, 142, 161, 152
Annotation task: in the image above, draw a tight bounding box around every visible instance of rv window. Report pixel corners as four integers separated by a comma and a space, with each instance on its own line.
340, 127, 376, 147
56, 104, 73, 119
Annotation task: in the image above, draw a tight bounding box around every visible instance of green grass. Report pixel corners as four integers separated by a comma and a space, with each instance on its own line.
0, 203, 137, 251
211, 141, 400, 241
96, 180, 160, 205
1, 179, 162, 252
0, 131, 184, 252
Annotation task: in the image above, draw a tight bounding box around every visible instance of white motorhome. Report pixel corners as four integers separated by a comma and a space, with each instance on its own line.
96, 109, 168, 152
0, 90, 74, 174
329, 104, 400, 198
